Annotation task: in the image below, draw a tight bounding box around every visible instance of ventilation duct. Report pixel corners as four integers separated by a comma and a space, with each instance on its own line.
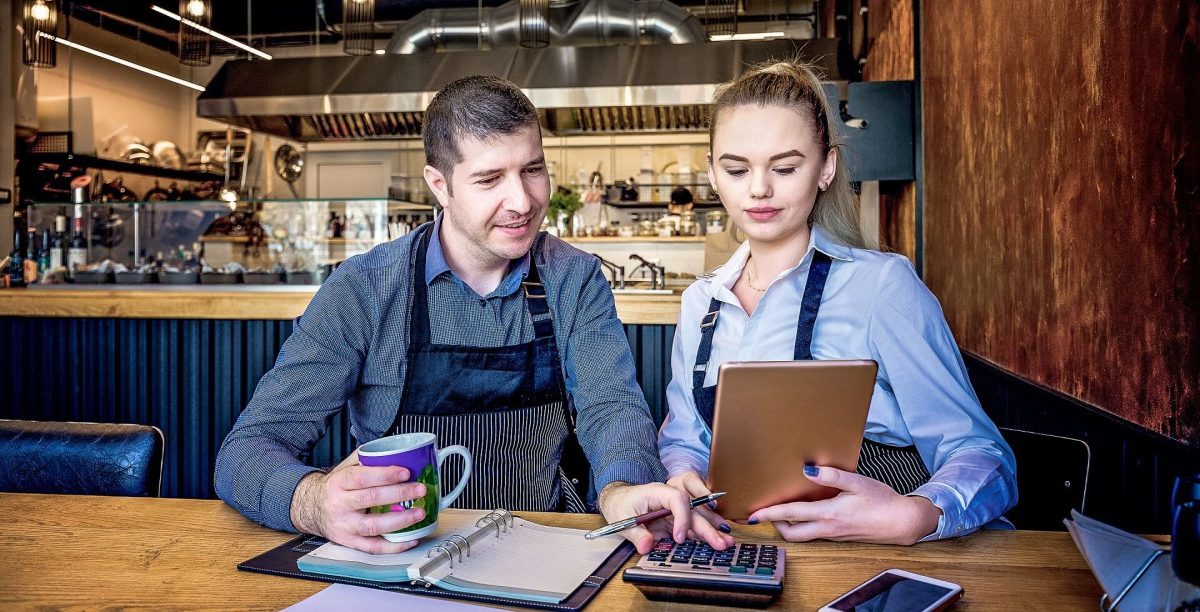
385, 0, 704, 54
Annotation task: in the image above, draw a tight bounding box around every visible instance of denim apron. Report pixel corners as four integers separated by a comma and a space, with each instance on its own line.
386, 227, 589, 512
692, 251, 931, 494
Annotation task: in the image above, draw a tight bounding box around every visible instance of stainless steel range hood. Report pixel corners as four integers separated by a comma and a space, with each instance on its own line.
196, 38, 841, 141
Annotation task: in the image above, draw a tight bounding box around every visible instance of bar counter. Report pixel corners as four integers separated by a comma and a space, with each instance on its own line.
0, 285, 681, 499
0, 284, 683, 324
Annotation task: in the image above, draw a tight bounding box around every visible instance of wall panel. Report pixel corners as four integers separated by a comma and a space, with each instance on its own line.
922, 1, 1200, 443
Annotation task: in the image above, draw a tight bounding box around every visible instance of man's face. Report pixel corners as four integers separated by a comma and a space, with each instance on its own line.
425, 123, 550, 267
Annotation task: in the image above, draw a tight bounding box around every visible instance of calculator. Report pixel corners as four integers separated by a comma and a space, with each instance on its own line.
622, 538, 784, 608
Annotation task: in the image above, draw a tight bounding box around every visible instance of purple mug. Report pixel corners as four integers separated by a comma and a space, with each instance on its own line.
358, 432, 473, 542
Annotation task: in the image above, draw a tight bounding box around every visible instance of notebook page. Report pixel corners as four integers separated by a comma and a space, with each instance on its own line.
305, 509, 491, 567
438, 518, 624, 598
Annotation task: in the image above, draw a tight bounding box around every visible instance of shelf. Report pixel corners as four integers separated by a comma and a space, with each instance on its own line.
27, 197, 434, 208
607, 201, 724, 208
22, 153, 224, 183
564, 236, 706, 243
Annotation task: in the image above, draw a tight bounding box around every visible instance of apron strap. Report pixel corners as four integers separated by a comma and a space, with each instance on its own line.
794, 251, 833, 360
411, 224, 434, 345
692, 298, 722, 395
521, 248, 555, 340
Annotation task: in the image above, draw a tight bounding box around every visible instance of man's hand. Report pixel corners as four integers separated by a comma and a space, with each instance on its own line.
290, 451, 429, 554
665, 470, 734, 537
598, 481, 734, 554
746, 465, 942, 545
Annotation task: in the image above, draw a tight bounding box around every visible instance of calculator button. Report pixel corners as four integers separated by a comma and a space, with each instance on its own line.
727, 565, 748, 573
755, 566, 774, 575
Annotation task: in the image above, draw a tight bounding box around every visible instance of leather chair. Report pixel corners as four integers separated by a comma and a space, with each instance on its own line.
0, 420, 164, 497
1001, 427, 1091, 531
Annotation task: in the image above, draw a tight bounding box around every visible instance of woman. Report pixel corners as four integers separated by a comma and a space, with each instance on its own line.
659, 61, 1017, 545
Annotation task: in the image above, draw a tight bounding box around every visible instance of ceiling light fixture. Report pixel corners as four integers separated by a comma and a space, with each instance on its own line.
152, 4, 273, 61
37, 32, 206, 91
709, 31, 786, 42
22, 0, 58, 68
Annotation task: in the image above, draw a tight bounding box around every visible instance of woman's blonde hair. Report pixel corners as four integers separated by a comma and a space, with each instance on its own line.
709, 60, 868, 250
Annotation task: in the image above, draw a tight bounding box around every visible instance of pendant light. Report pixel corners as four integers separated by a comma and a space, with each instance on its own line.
22, 0, 59, 68
177, 0, 212, 66
343, 0, 376, 56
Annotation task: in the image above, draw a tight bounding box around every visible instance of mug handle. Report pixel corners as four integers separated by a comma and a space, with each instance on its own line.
436, 445, 473, 510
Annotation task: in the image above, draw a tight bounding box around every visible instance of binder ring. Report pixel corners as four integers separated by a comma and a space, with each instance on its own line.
476, 515, 502, 535
427, 545, 454, 568
447, 534, 471, 557
494, 508, 514, 529
442, 539, 464, 562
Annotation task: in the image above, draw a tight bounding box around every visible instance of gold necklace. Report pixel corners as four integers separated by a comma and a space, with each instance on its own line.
744, 259, 768, 292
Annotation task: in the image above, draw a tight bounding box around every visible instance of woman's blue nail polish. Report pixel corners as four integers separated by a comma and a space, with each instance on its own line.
747, 518, 759, 525
803, 464, 819, 477
707, 501, 719, 510
718, 523, 732, 533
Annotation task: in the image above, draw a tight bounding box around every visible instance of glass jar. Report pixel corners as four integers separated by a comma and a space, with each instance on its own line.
656, 217, 675, 238
706, 210, 727, 233
679, 211, 698, 236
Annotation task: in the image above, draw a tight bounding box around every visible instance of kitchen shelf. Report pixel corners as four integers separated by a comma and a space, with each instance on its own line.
21, 153, 224, 184
564, 236, 706, 243
607, 200, 724, 208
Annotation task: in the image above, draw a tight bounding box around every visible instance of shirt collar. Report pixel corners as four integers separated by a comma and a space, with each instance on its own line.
707, 223, 855, 297
424, 214, 532, 297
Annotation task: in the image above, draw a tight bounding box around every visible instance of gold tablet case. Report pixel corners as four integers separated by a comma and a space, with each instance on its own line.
707, 360, 878, 521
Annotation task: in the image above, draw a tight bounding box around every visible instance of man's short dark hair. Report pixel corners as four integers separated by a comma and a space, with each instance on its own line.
423, 75, 539, 186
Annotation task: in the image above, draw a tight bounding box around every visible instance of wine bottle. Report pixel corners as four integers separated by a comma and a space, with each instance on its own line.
38, 229, 51, 273
7, 230, 26, 288
50, 215, 66, 270
68, 213, 88, 274
24, 228, 39, 284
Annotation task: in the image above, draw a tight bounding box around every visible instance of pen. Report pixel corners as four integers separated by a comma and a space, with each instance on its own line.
583, 492, 727, 540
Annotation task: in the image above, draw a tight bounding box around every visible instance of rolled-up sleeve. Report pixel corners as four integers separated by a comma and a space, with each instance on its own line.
562, 260, 668, 493
214, 263, 376, 531
867, 258, 1018, 539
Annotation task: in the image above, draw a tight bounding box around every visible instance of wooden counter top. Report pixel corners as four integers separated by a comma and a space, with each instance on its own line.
0, 285, 682, 324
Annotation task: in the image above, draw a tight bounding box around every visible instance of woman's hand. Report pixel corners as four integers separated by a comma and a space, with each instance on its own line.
747, 466, 942, 545
666, 471, 734, 537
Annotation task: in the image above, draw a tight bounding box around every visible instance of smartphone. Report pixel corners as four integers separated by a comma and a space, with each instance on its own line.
819, 569, 963, 612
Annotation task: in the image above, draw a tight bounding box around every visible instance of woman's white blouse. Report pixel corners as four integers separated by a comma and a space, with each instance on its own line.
658, 224, 1018, 540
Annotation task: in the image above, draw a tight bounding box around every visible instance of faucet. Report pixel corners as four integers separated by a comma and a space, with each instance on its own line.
594, 255, 626, 290
629, 254, 665, 290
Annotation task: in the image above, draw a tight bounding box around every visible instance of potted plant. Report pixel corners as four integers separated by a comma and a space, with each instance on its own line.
548, 187, 582, 237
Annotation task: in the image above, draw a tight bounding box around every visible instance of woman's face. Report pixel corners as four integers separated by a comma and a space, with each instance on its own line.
709, 104, 837, 246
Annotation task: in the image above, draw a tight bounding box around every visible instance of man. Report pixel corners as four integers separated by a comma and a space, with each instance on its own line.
215, 75, 732, 555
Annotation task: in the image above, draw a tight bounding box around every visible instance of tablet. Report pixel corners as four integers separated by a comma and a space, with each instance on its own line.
706, 360, 878, 520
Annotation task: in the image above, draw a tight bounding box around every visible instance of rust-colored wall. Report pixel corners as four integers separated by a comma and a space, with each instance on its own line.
863, 0, 918, 261
922, 1, 1200, 443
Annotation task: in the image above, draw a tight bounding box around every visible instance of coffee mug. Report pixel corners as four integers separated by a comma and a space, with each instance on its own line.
358, 432, 473, 542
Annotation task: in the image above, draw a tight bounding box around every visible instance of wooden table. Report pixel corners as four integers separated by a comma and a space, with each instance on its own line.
0, 493, 1105, 611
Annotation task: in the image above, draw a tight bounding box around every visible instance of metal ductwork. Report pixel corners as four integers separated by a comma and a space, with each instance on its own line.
387, 0, 705, 54
197, 37, 843, 142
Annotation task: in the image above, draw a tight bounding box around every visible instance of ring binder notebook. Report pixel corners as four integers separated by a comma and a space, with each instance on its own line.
238, 508, 634, 611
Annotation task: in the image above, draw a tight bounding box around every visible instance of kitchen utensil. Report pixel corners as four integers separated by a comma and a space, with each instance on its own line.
274, 144, 304, 198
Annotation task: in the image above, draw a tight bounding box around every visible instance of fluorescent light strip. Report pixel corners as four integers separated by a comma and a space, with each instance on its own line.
151, 5, 273, 60
37, 32, 206, 92
709, 32, 786, 42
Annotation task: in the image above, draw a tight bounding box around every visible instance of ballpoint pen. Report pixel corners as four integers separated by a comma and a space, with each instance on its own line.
583, 492, 726, 540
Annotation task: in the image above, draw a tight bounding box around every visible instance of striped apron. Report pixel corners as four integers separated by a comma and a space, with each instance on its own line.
386, 228, 589, 512
692, 251, 931, 495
